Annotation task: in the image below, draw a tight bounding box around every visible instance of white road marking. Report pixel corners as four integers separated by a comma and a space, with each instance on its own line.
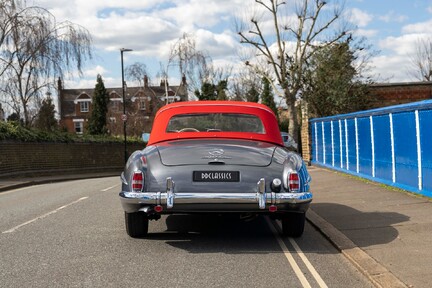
101, 184, 119, 192
2, 197, 88, 234
266, 217, 312, 288
287, 231, 328, 288
268, 217, 329, 288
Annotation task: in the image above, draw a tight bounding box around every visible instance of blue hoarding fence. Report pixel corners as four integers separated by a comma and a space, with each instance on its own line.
310, 100, 432, 198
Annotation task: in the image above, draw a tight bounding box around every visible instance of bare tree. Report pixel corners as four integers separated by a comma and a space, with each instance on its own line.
167, 33, 212, 94
231, 68, 263, 101
237, 0, 351, 142
125, 62, 150, 86
0, 0, 92, 126
409, 38, 432, 82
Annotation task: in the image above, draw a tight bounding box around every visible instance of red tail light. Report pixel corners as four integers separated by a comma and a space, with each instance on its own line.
154, 205, 163, 213
132, 171, 144, 192
269, 205, 277, 212
288, 172, 300, 192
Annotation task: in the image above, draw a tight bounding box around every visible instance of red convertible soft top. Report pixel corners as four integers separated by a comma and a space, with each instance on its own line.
147, 101, 284, 146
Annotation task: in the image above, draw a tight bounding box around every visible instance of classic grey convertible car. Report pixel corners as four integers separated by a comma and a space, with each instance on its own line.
119, 101, 312, 238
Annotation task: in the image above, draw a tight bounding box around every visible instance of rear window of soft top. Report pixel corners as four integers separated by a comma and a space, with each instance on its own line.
166, 113, 265, 133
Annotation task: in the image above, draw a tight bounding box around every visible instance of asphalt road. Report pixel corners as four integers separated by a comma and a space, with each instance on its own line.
1, 177, 374, 288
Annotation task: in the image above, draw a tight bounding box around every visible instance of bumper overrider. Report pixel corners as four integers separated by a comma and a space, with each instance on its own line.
119, 177, 313, 214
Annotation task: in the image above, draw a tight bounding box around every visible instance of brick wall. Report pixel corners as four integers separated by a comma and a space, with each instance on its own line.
369, 82, 432, 108
0, 141, 144, 179
301, 120, 310, 164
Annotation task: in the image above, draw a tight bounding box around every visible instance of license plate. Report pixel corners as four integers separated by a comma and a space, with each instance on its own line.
193, 171, 240, 182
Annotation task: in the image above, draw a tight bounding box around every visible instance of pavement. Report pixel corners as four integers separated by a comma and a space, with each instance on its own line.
0, 172, 120, 192
1, 166, 430, 288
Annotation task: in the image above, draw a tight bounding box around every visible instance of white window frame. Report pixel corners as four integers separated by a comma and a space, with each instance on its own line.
73, 119, 84, 134
139, 98, 146, 110
80, 101, 89, 113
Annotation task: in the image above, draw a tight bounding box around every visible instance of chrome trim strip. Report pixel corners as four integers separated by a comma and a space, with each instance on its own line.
156, 192, 161, 206
257, 178, 266, 209
120, 172, 127, 185
166, 177, 174, 209
119, 191, 313, 206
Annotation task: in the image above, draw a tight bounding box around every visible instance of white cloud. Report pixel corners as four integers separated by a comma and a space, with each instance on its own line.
354, 28, 378, 38
195, 29, 240, 58
371, 33, 432, 82
378, 11, 407, 23
83, 65, 107, 78
402, 19, 432, 35
91, 13, 180, 55
348, 8, 373, 28
368, 54, 413, 82
34, 0, 247, 62
378, 34, 421, 56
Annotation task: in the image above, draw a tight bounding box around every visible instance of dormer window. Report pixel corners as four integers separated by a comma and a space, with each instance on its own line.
131, 94, 150, 111
80, 101, 89, 112
109, 91, 122, 112
74, 93, 92, 114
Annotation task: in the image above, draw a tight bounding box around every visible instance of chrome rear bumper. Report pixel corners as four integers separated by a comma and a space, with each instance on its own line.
119, 178, 312, 213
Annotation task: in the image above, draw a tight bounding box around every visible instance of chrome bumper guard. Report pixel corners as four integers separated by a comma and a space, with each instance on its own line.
119, 178, 312, 210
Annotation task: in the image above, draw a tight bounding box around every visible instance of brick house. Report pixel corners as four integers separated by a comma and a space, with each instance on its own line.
57, 75, 188, 135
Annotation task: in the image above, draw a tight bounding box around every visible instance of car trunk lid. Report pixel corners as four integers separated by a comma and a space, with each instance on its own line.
156, 139, 276, 167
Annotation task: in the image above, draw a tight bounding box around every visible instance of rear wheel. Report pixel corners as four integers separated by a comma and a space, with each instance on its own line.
281, 212, 305, 237
125, 212, 149, 238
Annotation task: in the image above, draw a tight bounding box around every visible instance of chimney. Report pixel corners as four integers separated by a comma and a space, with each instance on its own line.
181, 74, 187, 85
160, 79, 168, 87
57, 77, 62, 90
144, 75, 148, 87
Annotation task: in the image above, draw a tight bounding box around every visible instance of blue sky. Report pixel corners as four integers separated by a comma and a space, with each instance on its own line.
33, 0, 432, 90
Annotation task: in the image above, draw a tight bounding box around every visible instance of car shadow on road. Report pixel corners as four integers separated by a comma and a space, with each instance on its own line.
144, 214, 293, 254
140, 214, 332, 255
154, 214, 274, 239
310, 203, 410, 248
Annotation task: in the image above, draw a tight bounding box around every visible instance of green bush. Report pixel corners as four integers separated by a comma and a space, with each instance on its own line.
0, 121, 143, 144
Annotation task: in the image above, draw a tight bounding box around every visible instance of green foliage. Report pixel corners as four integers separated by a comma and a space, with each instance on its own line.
0, 121, 72, 142
88, 75, 109, 135
278, 118, 289, 133
7, 113, 21, 123
261, 77, 279, 120
0, 121, 143, 144
195, 82, 217, 100
246, 86, 260, 103
303, 42, 371, 117
216, 80, 228, 100
195, 80, 229, 101
35, 97, 58, 131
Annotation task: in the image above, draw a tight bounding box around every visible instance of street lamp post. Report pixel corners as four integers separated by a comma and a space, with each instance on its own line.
120, 48, 133, 164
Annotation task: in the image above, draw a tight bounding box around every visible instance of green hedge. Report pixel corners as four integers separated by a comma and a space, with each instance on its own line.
0, 121, 143, 144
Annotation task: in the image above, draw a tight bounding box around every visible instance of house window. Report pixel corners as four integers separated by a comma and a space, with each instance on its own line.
74, 121, 84, 134
80, 102, 89, 112
111, 101, 120, 112
139, 99, 146, 110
